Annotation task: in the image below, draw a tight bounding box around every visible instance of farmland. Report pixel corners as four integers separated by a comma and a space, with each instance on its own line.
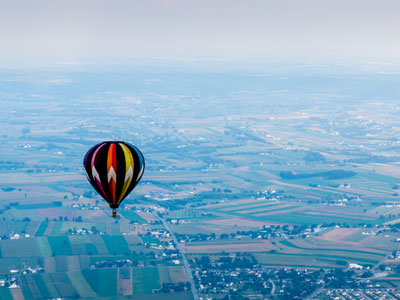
1, 68, 400, 298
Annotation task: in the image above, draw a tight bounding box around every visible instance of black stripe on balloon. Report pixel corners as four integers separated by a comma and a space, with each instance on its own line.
84, 145, 104, 199
114, 143, 126, 203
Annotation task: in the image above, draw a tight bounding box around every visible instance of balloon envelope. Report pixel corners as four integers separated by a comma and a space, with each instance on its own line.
83, 141, 145, 210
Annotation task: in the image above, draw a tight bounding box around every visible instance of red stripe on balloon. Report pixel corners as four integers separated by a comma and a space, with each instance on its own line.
107, 143, 117, 204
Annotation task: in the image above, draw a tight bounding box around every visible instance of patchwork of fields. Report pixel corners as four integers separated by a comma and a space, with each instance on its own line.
2, 71, 400, 298
201, 198, 386, 226
0, 208, 190, 299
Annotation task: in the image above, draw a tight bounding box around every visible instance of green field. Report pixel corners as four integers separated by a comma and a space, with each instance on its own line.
85, 243, 98, 255
121, 211, 148, 223
16, 202, 61, 210
36, 237, 53, 257
32, 273, 53, 299
159, 266, 187, 284
50, 273, 79, 298
101, 235, 131, 255
0, 287, 13, 300
254, 253, 343, 268
47, 236, 73, 256
132, 267, 161, 294
21, 285, 35, 300
82, 268, 117, 297
124, 234, 142, 245
0, 238, 38, 257
67, 271, 97, 298
141, 236, 161, 246
279, 240, 385, 256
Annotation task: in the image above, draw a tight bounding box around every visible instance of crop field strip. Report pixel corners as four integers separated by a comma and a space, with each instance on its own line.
182, 240, 276, 253
266, 249, 384, 265
219, 201, 284, 212
101, 235, 131, 255
0, 287, 13, 300
201, 212, 383, 227
300, 211, 378, 221
0, 238, 39, 258
82, 268, 118, 297
158, 266, 187, 284
124, 234, 142, 245
279, 240, 387, 255
67, 271, 97, 298
254, 253, 375, 268
233, 204, 299, 215
208, 203, 300, 215
252, 206, 303, 216
130, 267, 161, 295
341, 230, 369, 243
252, 211, 383, 225
23, 275, 42, 298
47, 236, 73, 256
49, 273, 77, 298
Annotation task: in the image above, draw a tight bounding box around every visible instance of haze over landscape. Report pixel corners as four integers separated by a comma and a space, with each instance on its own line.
1, 1, 400, 300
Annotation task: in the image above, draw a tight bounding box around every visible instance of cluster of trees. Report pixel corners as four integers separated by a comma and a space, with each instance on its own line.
347, 155, 400, 164
275, 268, 322, 299
215, 256, 257, 269
236, 224, 316, 239
93, 259, 139, 268
324, 269, 358, 289
0, 160, 25, 170
303, 151, 326, 163
176, 232, 216, 242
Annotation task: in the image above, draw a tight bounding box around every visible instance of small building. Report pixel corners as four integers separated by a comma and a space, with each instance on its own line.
349, 263, 363, 270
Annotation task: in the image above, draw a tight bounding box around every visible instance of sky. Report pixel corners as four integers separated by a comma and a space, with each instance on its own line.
1, 0, 400, 67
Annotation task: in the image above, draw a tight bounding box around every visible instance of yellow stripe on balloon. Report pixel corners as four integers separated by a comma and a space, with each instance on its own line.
118, 143, 134, 203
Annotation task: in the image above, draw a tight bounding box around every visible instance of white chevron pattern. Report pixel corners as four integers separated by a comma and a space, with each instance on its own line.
124, 166, 133, 182
108, 166, 117, 182
92, 166, 101, 182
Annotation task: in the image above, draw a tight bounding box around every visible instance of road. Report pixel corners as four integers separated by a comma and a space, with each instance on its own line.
155, 213, 199, 300
372, 246, 396, 272
304, 286, 325, 300
268, 278, 276, 294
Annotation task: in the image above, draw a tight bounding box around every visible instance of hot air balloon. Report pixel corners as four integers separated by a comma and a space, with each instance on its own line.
83, 141, 145, 218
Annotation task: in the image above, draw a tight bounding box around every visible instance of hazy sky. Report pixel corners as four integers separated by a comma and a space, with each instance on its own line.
1, 0, 400, 66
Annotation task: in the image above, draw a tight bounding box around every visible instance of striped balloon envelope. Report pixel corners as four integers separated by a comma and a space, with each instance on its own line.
83, 141, 145, 217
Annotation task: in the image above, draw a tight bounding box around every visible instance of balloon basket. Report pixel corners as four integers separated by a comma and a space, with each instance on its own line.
112, 209, 117, 218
